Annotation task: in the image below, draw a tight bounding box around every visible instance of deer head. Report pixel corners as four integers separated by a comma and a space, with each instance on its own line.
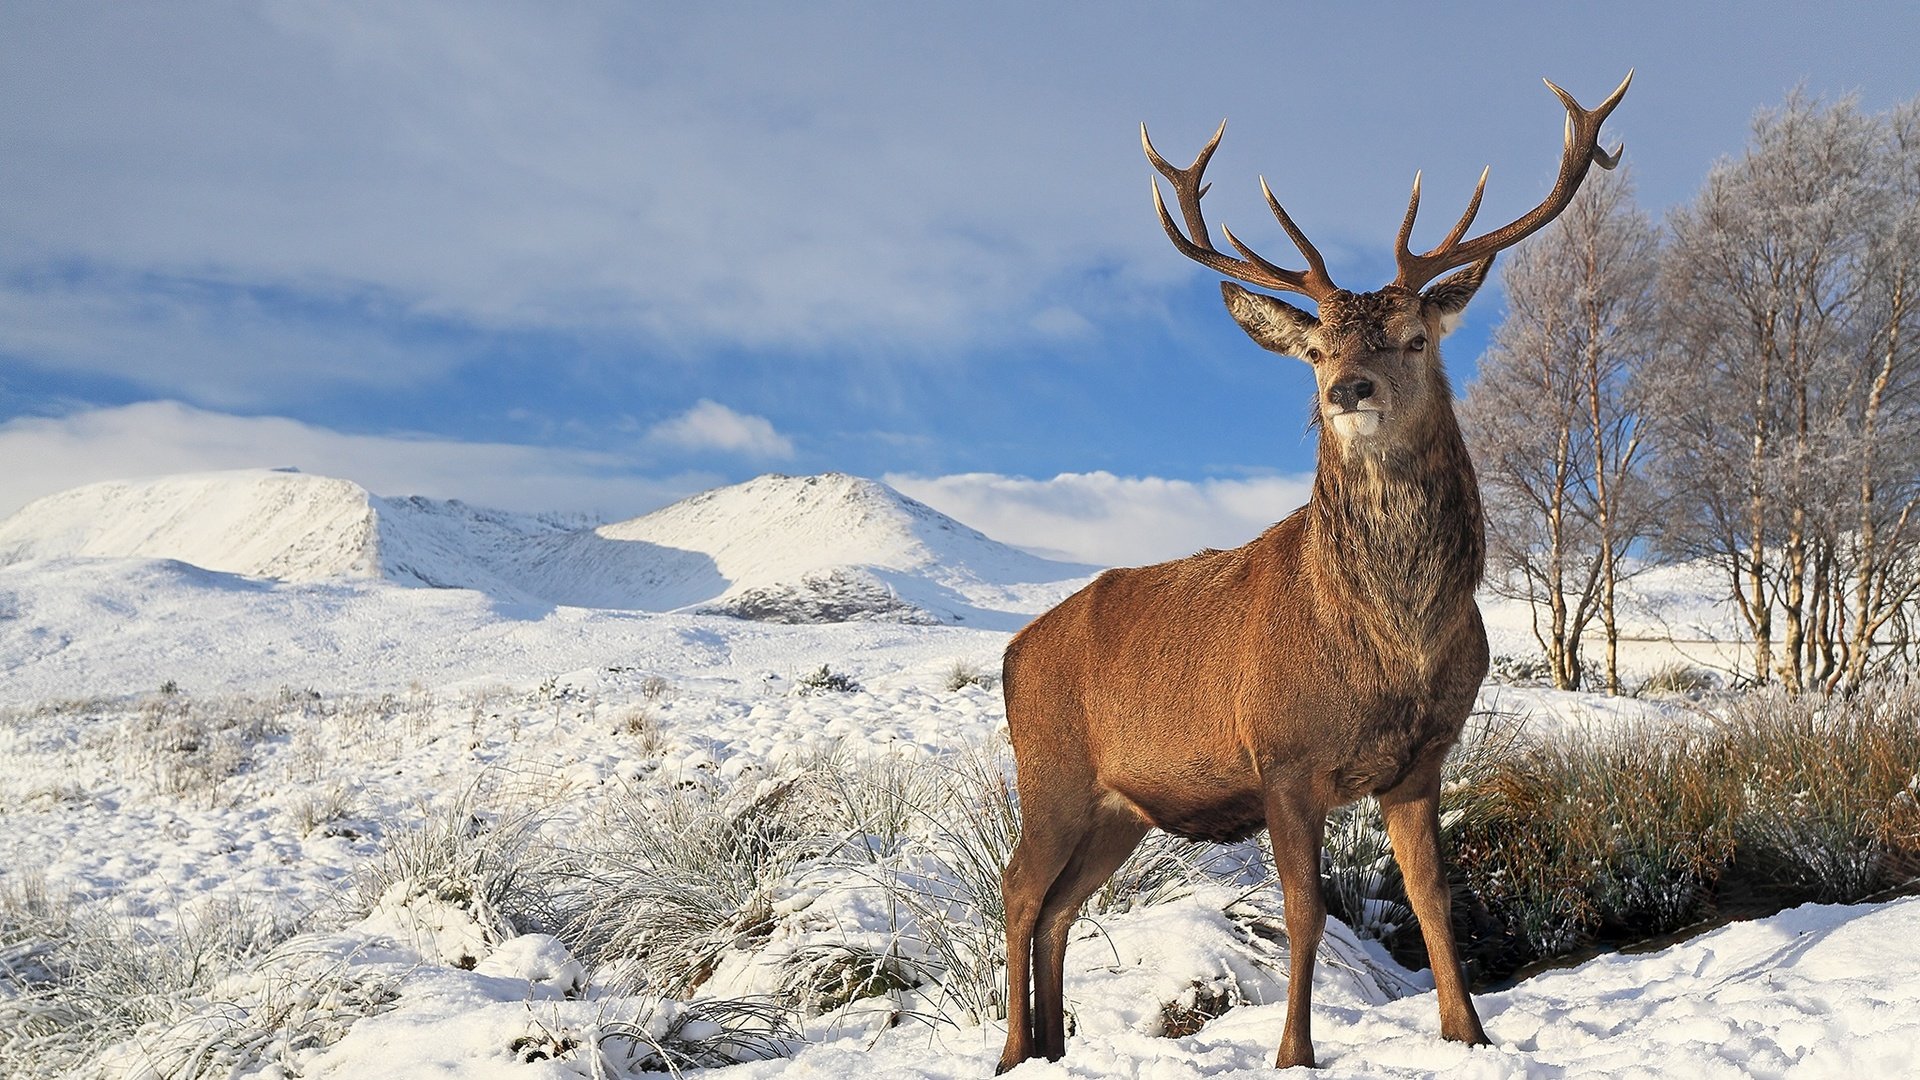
1143, 72, 1632, 451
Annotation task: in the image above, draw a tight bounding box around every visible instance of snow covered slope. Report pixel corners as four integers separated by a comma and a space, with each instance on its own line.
573, 472, 1094, 626
0, 469, 1093, 627
0, 469, 391, 582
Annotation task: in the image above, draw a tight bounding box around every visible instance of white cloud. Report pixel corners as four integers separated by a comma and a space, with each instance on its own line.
0, 274, 463, 407
886, 470, 1313, 568
0, 402, 707, 521
1, 5, 1711, 387
0, 4, 1182, 369
645, 400, 794, 459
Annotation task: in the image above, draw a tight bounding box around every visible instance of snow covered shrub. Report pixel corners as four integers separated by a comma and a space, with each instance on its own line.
558, 772, 833, 995
591, 996, 798, 1072
944, 660, 998, 692
1157, 979, 1236, 1038
316, 687, 440, 763
877, 747, 1018, 1023
283, 779, 365, 838
829, 745, 1233, 1025
675, 745, 1234, 1028
0, 889, 77, 964
613, 705, 665, 755
813, 747, 942, 863
1488, 652, 1602, 689
1487, 653, 1555, 686
508, 1022, 580, 1063
348, 787, 550, 966
0, 886, 301, 1080
794, 664, 861, 695
733, 749, 962, 1021
776, 941, 921, 1016
1635, 662, 1721, 697
1092, 830, 1224, 916
98, 956, 400, 1080
1320, 800, 1411, 943
116, 693, 284, 804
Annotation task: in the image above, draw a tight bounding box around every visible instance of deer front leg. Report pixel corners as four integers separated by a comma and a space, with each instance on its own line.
1377, 763, 1489, 1047
1265, 789, 1327, 1069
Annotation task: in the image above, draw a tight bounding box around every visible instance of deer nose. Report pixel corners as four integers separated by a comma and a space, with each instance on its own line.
1327, 379, 1375, 409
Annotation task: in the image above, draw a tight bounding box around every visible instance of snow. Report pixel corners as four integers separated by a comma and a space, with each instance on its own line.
280, 895, 1920, 1079
0, 555, 1012, 703
0, 469, 1095, 630
585, 472, 1096, 627
0, 469, 390, 582
2, 468, 1914, 1079
1476, 560, 1751, 682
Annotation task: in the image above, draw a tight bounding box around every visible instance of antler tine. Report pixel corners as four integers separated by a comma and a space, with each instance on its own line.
1394, 170, 1424, 273
1437, 166, 1491, 251
1392, 70, 1632, 292
1143, 120, 1225, 252
1256, 176, 1338, 298
1394, 168, 1488, 284
1142, 121, 1342, 302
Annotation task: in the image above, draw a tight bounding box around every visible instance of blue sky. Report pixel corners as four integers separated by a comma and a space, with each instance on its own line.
5, 2, 1920, 564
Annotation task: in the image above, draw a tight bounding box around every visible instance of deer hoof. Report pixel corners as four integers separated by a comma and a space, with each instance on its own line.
1274, 1043, 1317, 1069
994, 1050, 1034, 1075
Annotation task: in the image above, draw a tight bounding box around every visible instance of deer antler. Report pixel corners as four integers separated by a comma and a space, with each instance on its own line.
1391, 70, 1634, 292
1143, 120, 1342, 303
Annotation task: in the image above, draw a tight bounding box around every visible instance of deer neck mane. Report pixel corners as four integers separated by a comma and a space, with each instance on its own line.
1304, 399, 1484, 649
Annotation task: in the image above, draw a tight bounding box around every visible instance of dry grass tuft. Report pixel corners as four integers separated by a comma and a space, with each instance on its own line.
1339, 677, 1920, 983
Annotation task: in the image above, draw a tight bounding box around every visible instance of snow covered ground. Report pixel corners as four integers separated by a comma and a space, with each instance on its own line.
3, 470, 1915, 1078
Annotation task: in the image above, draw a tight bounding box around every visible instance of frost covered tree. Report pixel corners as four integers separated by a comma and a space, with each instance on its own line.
1654, 92, 1920, 689
1834, 99, 1920, 685
1461, 168, 1659, 692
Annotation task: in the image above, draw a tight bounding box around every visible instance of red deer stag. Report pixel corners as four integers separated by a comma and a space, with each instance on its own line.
996, 72, 1631, 1073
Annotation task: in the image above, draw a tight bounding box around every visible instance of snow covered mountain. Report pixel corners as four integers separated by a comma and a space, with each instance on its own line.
573, 471, 1094, 625
0, 469, 1094, 627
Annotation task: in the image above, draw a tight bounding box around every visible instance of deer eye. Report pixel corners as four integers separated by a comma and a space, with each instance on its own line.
1305, 347, 1323, 363
1407, 335, 1428, 353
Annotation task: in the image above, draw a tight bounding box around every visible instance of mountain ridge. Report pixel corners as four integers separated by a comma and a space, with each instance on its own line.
0, 468, 1094, 627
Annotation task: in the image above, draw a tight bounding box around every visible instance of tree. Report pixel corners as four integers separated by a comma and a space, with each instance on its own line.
1461, 167, 1660, 692
1654, 92, 1920, 689
1834, 99, 1920, 686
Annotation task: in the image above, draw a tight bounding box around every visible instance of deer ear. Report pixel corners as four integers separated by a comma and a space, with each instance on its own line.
1221, 282, 1319, 360
1420, 257, 1494, 337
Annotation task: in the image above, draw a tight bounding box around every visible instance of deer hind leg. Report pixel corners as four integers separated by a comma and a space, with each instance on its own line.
1027, 808, 1148, 1061
1378, 761, 1489, 1047
996, 812, 1080, 1074
1265, 788, 1328, 1070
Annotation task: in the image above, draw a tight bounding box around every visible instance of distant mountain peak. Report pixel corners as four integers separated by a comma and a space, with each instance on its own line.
0, 469, 1092, 628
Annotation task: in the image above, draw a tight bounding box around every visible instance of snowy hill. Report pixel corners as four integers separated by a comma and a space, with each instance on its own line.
0, 468, 578, 589
0, 469, 1093, 628
576, 471, 1093, 625
0, 468, 390, 581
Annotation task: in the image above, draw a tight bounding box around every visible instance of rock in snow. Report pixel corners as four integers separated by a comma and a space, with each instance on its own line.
0, 469, 1094, 628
